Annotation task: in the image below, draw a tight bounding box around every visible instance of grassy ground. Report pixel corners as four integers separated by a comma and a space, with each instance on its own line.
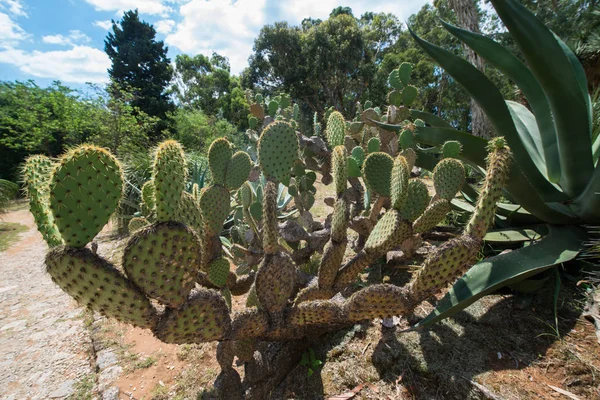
0, 221, 27, 252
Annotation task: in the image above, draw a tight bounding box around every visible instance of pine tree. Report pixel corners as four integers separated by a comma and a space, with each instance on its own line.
105, 9, 174, 141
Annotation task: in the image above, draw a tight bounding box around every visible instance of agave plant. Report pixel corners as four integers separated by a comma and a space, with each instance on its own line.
373, 0, 595, 327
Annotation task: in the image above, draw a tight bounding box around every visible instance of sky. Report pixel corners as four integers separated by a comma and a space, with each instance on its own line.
0, 0, 431, 87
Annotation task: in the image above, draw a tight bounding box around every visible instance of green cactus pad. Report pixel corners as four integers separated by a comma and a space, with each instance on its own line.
208, 138, 233, 185
128, 217, 149, 232
414, 119, 426, 128
154, 288, 231, 344
367, 137, 381, 153
289, 300, 344, 326
387, 90, 403, 107
262, 180, 279, 254
209, 257, 231, 288
234, 339, 256, 362
399, 179, 430, 223
442, 140, 462, 159
154, 140, 187, 222
333, 251, 374, 290
330, 197, 349, 242
225, 151, 252, 191
255, 253, 296, 317
362, 152, 394, 197
364, 209, 412, 256
294, 285, 336, 305
433, 158, 466, 201
348, 157, 361, 178
388, 69, 403, 90
245, 284, 259, 308
123, 221, 201, 308
46, 246, 157, 328
344, 284, 409, 321
257, 121, 299, 183
410, 235, 480, 300
325, 111, 345, 148
141, 180, 156, 213
49, 145, 123, 247
231, 308, 269, 340
22, 155, 62, 247
402, 85, 418, 107
400, 148, 417, 171
332, 146, 348, 196
239, 182, 253, 208
399, 62, 412, 85
248, 116, 258, 129
199, 185, 230, 235
413, 199, 452, 234
390, 156, 409, 210
268, 100, 279, 117
318, 239, 347, 289
351, 146, 365, 165
399, 129, 414, 150
176, 191, 203, 233
397, 106, 411, 121
301, 191, 315, 210
465, 140, 511, 240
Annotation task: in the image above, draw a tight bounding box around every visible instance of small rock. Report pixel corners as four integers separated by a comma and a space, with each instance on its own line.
48, 380, 74, 398
102, 386, 120, 400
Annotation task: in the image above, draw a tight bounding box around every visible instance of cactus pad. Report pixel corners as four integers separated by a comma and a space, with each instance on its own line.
413, 199, 452, 234
400, 148, 417, 171
367, 137, 381, 153
344, 284, 409, 321
364, 210, 412, 256
49, 145, 123, 247
123, 222, 201, 308
388, 90, 403, 107
141, 180, 156, 213
46, 246, 157, 328
388, 69, 403, 90
209, 257, 231, 288
433, 158, 465, 201
318, 239, 347, 289
255, 253, 296, 318
326, 111, 345, 148
289, 300, 344, 326
399, 179, 430, 223
128, 217, 149, 232
154, 140, 187, 222
362, 152, 393, 197
231, 308, 269, 340
225, 151, 252, 191
155, 289, 231, 344
199, 185, 230, 235
22, 155, 62, 247
332, 146, 348, 196
390, 156, 409, 210
442, 140, 462, 159
410, 236, 480, 300
257, 121, 299, 183
399, 62, 412, 85
208, 138, 233, 185
399, 129, 414, 150
330, 197, 349, 242
402, 85, 418, 107
262, 180, 279, 254
176, 191, 203, 233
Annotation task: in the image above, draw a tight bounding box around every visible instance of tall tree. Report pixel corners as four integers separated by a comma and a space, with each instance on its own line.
444, 0, 492, 138
105, 9, 174, 140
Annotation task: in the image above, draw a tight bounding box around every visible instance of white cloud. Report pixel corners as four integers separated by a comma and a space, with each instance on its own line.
0, 0, 27, 17
0, 12, 28, 49
166, 0, 267, 74
155, 19, 175, 35
82, 0, 173, 16
0, 45, 110, 83
42, 30, 91, 46
93, 20, 113, 30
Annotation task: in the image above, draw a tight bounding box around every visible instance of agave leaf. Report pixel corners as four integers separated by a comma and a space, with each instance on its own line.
408, 26, 566, 203
489, 0, 593, 197
410, 110, 453, 129
440, 19, 561, 184
483, 227, 544, 244
414, 225, 586, 329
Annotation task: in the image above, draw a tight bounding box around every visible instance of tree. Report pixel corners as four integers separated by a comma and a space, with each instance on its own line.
444, 0, 492, 137
105, 9, 174, 140
171, 52, 250, 130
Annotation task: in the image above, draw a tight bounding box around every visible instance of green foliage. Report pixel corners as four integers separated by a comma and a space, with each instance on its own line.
105, 10, 174, 139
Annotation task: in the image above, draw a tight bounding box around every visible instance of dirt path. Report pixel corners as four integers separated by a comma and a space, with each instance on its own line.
0, 210, 93, 400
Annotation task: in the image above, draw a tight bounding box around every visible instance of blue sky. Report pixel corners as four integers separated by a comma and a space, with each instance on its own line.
0, 0, 431, 87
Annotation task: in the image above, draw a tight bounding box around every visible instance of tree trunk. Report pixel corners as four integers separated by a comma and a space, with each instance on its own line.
448, 0, 492, 138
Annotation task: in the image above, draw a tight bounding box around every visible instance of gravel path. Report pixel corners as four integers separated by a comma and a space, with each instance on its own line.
0, 210, 94, 399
